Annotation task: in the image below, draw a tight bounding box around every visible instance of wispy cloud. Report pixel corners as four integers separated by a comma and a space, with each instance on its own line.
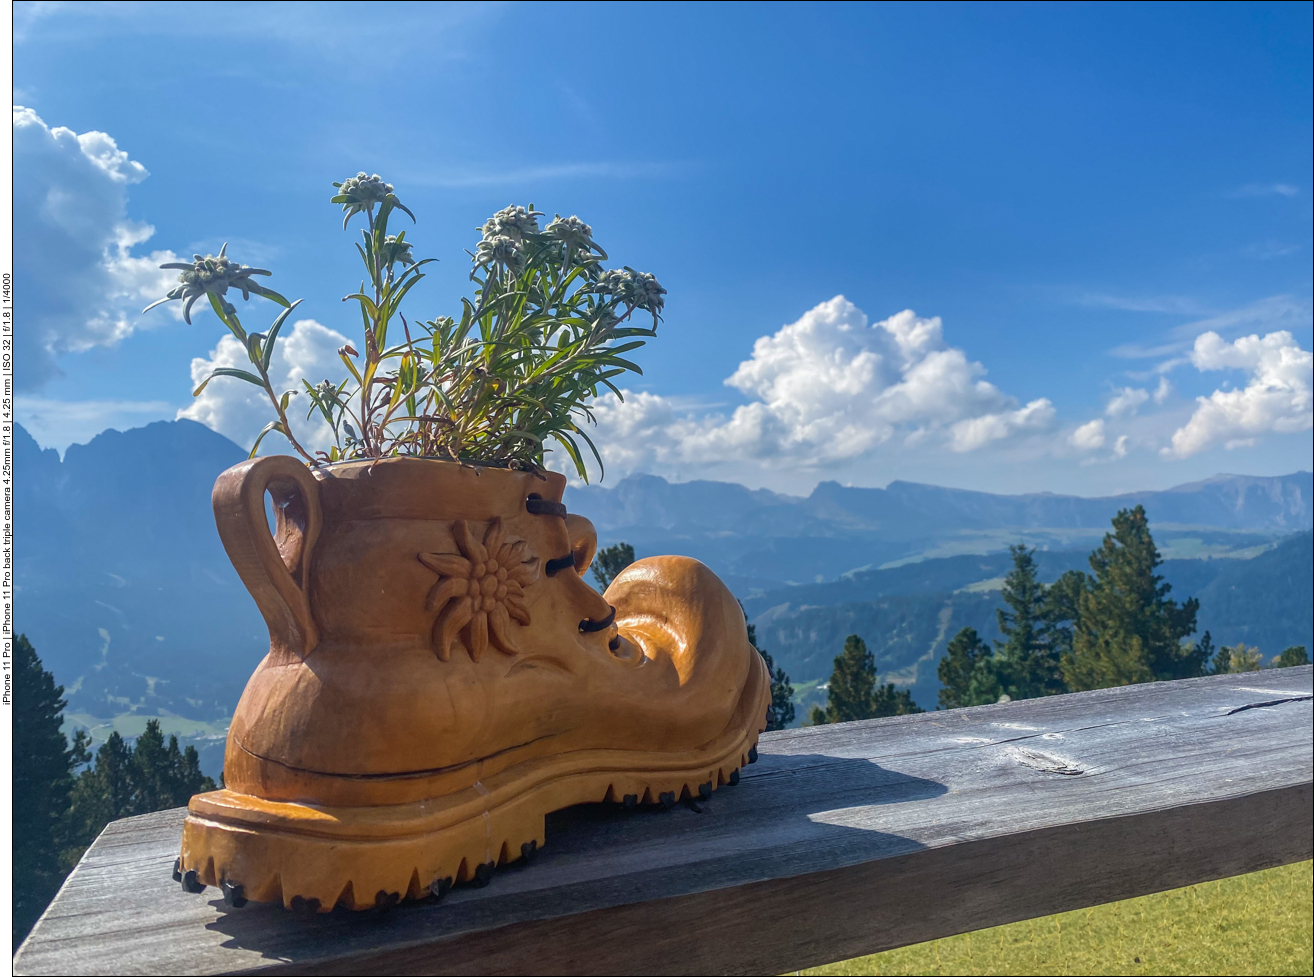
1079, 293, 1210, 315
1109, 341, 1186, 360
1110, 295, 1313, 360
1242, 241, 1302, 260
183, 237, 283, 268
1226, 182, 1300, 199
14, 1, 501, 57
1166, 295, 1311, 341
407, 160, 690, 189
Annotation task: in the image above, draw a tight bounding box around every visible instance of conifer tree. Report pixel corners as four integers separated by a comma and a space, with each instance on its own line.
64, 721, 216, 863
995, 546, 1064, 699
1274, 646, 1309, 668
871, 680, 923, 718
1044, 569, 1088, 662
1210, 644, 1232, 675
812, 634, 876, 724
590, 542, 636, 590
12, 635, 86, 948
1061, 505, 1202, 691
747, 622, 795, 731
131, 720, 176, 813
130, 719, 212, 811
1215, 643, 1262, 672
11, 638, 218, 947
66, 733, 135, 855
938, 626, 1002, 709
810, 634, 922, 724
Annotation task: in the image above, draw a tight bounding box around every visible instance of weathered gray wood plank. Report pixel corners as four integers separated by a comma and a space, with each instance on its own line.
14, 667, 1312, 977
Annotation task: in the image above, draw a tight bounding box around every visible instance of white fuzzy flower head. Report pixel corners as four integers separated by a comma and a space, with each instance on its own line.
144, 243, 282, 324
337, 171, 393, 205
594, 267, 666, 321
546, 214, 594, 249
480, 205, 542, 242
380, 234, 415, 268
332, 172, 408, 229
474, 233, 525, 274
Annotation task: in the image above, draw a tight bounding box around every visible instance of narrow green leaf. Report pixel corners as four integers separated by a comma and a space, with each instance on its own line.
248, 420, 285, 458
262, 299, 303, 372
339, 352, 363, 384
192, 367, 266, 397
247, 283, 292, 308
386, 194, 416, 223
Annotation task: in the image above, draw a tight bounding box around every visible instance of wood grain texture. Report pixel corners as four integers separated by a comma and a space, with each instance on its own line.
15, 667, 1312, 977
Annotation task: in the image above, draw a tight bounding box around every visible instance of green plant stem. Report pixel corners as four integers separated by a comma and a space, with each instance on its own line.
361, 206, 379, 456
215, 300, 316, 464
258, 365, 316, 464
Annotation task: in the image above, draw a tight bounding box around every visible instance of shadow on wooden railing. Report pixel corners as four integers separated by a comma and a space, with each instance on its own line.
14, 667, 1312, 976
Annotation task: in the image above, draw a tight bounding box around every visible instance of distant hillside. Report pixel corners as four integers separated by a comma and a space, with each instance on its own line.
14, 418, 1311, 756
569, 471, 1313, 537
749, 532, 1312, 709
567, 470, 1312, 589
15, 421, 264, 729
1186, 531, 1312, 655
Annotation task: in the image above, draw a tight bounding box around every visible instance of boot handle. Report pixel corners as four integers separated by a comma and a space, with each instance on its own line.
213, 455, 321, 661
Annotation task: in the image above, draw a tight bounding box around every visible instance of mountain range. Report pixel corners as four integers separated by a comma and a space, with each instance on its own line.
566, 468, 1311, 708
15, 420, 1312, 774
565, 470, 1311, 592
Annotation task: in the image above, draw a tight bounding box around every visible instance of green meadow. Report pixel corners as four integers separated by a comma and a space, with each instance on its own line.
803, 860, 1313, 977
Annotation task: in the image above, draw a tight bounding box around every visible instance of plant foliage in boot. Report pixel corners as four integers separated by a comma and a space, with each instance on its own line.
144, 175, 664, 481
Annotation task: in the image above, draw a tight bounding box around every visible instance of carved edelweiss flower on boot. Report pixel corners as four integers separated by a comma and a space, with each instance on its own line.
419, 518, 540, 662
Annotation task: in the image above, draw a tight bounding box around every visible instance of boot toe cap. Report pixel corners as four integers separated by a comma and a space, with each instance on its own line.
607, 555, 755, 687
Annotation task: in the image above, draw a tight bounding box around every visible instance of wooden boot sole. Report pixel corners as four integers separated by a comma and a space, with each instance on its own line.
179, 659, 770, 911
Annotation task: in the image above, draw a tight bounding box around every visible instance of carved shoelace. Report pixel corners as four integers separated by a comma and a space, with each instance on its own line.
527, 495, 575, 576
527, 493, 614, 633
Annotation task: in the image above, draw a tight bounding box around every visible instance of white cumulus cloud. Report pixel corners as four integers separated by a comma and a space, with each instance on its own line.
178, 318, 350, 454
1165, 330, 1313, 458
1105, 386, 1150, 418
1069, 418, 1107, 451
13, 105, 180, 390
581, 296, 1055, 477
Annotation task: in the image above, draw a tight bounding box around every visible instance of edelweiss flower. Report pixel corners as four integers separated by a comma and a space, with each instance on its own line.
592, 267, 667, 320
331, 171, 414, 229
545, 214, 593, 249
379, 234, 415, 268
473, 233, 525, 274
480, 204, 543, 242
419, 518, 540, 662
143, 243, 286, 324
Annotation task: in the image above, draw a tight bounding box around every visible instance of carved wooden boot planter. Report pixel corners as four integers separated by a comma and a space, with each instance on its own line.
176, 455, 770, 911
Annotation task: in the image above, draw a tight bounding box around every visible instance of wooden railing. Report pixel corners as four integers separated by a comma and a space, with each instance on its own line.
14, 666, 1312, 976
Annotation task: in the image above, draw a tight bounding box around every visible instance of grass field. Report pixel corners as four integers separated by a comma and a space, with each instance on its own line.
801, 860, 1312, 977
63, 711, 231, 747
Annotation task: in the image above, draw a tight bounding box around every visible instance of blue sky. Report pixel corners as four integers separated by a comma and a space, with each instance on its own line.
13, 1, 1312, 495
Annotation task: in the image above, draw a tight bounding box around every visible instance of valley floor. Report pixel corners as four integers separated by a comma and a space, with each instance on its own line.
63, 712, 230, 779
